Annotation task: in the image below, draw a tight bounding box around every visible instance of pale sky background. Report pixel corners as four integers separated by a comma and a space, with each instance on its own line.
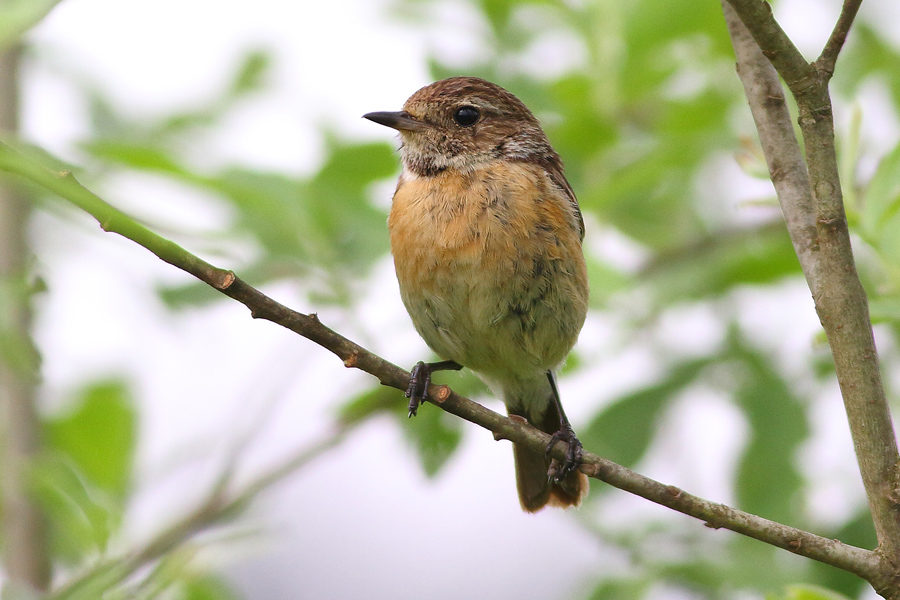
18, 0, 900, 598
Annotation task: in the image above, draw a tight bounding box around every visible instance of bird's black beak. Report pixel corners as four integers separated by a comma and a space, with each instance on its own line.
363, 111, 427, 132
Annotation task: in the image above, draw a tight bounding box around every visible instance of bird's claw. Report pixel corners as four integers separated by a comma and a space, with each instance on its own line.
406, 361, 431, 417
545, 426, 583, 483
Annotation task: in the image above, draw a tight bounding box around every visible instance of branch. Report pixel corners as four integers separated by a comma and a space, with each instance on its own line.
721, 2, 818, 291
723, 0, 816, 95
723, 0, 900, 592
817, 0, 864, 79
0, 142, 885, 584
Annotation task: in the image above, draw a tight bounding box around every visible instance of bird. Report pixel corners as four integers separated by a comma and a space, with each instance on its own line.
364, 76, 589, 512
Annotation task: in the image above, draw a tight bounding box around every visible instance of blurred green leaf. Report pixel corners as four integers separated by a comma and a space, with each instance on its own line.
83, 140, 187, 173
859, 140, 900, 264
581, 358, 711, 468
808, 508, 876, 599
640, 222, 801, 305
869, 295, 900, 324
229, 50, 271, 97
178, 575, 242, 600
587, 578, 648, 600
338, 385, 398, 425
774, 584, 853, 600
730, 339, 809, 524
32, 454, 117, 561
837, 25, 900, 108
44, 380, 136, 500
401, 402, 464, 477
0, 0, 62, 50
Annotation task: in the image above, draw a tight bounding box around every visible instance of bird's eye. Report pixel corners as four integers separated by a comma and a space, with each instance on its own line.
452, 106, 480, 127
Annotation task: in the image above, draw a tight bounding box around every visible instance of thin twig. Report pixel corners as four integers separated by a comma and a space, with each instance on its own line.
0, 142, 885, 583
724, 0, 815, 94
817, 0, 864, 79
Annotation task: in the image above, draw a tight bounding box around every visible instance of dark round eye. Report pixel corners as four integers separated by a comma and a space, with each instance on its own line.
452, 106, 480, 127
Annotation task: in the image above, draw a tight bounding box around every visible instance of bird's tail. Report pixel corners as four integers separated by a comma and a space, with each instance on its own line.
506, 381, 588, 512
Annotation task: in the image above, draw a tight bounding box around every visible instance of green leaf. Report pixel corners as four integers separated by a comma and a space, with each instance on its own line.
337, 385, 399, 426
778, 584, 852, 600
808, 508, 876, 599
869, 295, 900, 324
82, 140, 188, 174
0, 0, 62, 50
229, 50, 272, 97
581, 359, 710, 467
178, 576, 242, 600
44, 380, 136, 500
401, 403, 464, 477
640, 223, 801, 304
32, 454, 119, 561
860, 140, 900, 263
730, 339, 809, 524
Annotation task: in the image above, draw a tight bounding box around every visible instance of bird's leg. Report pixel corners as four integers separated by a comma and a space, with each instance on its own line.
544, 370, 583, 482
406, 360, 463, 417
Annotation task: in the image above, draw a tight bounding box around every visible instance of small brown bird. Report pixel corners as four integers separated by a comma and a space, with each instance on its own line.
364, 77, 589, 512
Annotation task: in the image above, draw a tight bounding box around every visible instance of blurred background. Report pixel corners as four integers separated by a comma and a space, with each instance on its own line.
3, 0, 900, 598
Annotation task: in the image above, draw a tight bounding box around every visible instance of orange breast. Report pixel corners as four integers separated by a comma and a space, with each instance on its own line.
388, 161, 588, 381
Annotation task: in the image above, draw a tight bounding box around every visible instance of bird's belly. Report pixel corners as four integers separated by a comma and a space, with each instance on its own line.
389, 173, 587, 382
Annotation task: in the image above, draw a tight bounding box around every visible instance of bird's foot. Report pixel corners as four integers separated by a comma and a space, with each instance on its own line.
405, 360, 463, 417
545, 425, 583, 483
406, 361, 431, 417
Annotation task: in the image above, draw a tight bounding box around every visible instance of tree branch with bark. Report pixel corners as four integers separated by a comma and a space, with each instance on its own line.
722, 0, 900, 595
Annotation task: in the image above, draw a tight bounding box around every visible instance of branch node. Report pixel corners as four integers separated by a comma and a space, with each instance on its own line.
343, 351, 359, 368
432, 385, 451, 403
789, 538, 802, 551
310, 313, 321, 324
666, 485, 684, 499
213, 270, 236, 290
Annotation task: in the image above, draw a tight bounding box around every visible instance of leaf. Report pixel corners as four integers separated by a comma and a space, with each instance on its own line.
581, 359, 711, 467
401, 404, 464, 477
178, 576, 242, 600
44, 380, 136, 500
0, 0, 62, 50
640, 222, 801, 305
860, 140, 900, 263
808, 508, 876, 599
229, 50, 272, 97
337, 385, 398, 426
869, 295, 900, 324
730, 339, 809, 524
32, 454, 119, 561
779, 585, 853, 600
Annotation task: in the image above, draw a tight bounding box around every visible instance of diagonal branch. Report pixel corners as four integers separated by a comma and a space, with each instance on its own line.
817, 0, 864, 79
723, 0, 816, 95
0, 141, 885, 583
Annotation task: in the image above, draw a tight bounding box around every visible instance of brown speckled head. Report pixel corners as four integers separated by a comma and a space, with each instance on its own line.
365, 77, 560, 177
